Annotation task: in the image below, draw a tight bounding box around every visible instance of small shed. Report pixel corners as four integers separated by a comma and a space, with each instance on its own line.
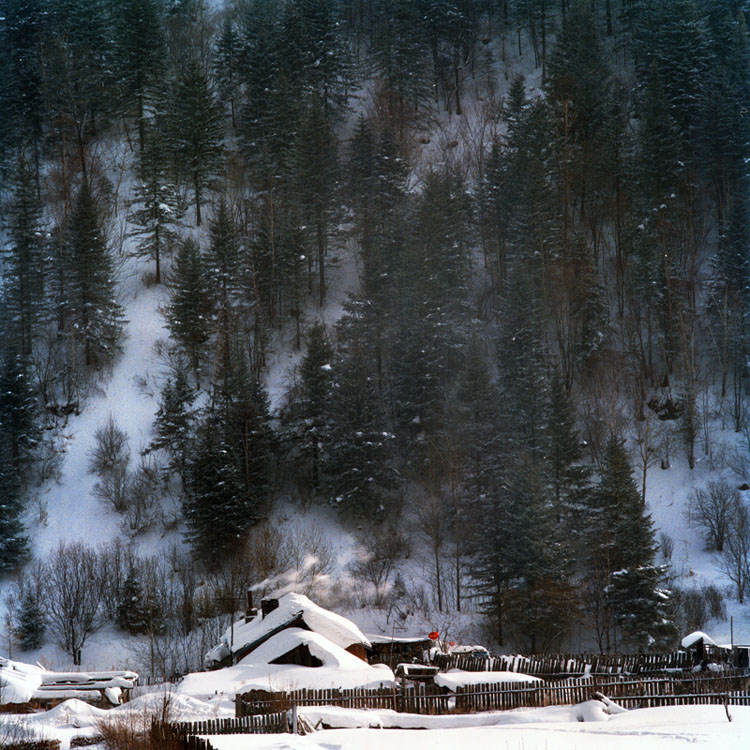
365, 633, 433, 668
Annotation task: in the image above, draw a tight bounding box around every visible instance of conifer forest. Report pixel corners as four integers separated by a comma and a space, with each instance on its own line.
1, 0, 750, 666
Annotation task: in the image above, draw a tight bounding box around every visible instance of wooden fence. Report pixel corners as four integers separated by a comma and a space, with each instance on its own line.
432, 651, 694, 676
152, 713, 292, 750
236, 684, 451, 717
452, 674, 750, 712
236, 673, 750, 717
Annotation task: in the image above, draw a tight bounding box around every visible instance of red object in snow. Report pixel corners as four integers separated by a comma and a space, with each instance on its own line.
449, 641, 456, 647
428, 631, 439, 640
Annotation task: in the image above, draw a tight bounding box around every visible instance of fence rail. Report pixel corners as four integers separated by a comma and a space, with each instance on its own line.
452, 674, 750, 712
236, 684, 451, 716
152, 713, 292, 749
431, 651, 696, 676
235, 673, 750, 717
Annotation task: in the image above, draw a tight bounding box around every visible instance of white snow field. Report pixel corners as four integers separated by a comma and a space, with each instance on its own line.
2, 694, 747, 750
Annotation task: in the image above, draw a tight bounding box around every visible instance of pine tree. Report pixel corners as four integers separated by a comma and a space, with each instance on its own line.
67, 181, 126, 367
284, 322, 334, 495
128, 121, 184, 284
453, 335, 502, 500
147, 363, 196, 483
502, 455, 576, 653
0, 348, 34, 572
183, 410, 250, 566
169, 58, 223, 226
213, 12, 242, 128
294, 94, 338, 306
166, 238, 212, 385
0, 453, 30, 574
184, 362, 274, 568
16, 589, 45, 650
113, 0, 167, 151
324, 327, 397, 518
370, 0, 431, 139
547, 370, 593, 532
117, 568, 149, 635
2, 152, 47, 356
587, 437, 673, 651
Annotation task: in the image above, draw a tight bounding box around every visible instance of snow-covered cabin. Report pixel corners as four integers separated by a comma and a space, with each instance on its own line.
205, 592, 371, 669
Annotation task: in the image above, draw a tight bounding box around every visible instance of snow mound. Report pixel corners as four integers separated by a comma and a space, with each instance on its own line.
434, 669, 541, 690
0, 657, 44, 704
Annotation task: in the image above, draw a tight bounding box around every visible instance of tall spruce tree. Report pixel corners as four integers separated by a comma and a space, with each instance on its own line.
67, 182, 125, 367
0, 349, 36, 573
16, 589, 45, 649
169, 58, 223, 226
128, 121, 184, 283
166, 238, 212, 386
2, 153, 47, 357
284, 322, 334, 496
587, 437, 674, 651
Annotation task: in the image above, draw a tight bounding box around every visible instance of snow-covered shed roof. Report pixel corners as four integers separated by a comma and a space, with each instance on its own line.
206, 592, 371, 667
681, 631, 717, 649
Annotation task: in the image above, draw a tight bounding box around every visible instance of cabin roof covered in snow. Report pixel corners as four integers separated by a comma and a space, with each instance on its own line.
207, 593, 370, 665
681, 631, 718, 649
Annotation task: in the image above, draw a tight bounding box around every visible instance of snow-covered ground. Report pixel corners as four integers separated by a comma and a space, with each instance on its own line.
2, 693, 747, 750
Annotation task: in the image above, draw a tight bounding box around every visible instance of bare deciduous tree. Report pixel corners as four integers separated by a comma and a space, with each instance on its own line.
722, 500, 750, 604
44, 542, 103, 665
89, 413, 130, 477
688, 479, 739, 552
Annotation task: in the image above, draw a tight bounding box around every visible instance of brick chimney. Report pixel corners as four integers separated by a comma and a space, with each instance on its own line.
260, 597, 279, 618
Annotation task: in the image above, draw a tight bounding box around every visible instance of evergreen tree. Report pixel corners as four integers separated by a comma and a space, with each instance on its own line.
502, 455, 576, 653
213, 11, 242, 128
166, 238, 212, 385
67, 181, 126, 367
113, 0, 167, 150
587, 437, 673, 651
2, 152, 47, 356
0, 348, 34, 572
183, 409, 250, 566
184, 361, 274, 567
117, 567, 149, 635
169, 58, 223, 226
294, 94, 338, 306
284, 322, 334, 495
147, 363, 196, 483
453, 334, 502, 500
0, 452, 30, 573
547, 370, 592, 531
370, 0, 431, 139
128, 121, 184, 284
16, 589, 45, 650
324, 320, 397, 518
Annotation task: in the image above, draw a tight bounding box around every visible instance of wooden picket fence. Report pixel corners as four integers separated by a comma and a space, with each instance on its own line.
452, 674, 750, 712
235, 673, 750, 717
151, 713, 292, 750
432, 651, 695, 676
236, 683, 451, 717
